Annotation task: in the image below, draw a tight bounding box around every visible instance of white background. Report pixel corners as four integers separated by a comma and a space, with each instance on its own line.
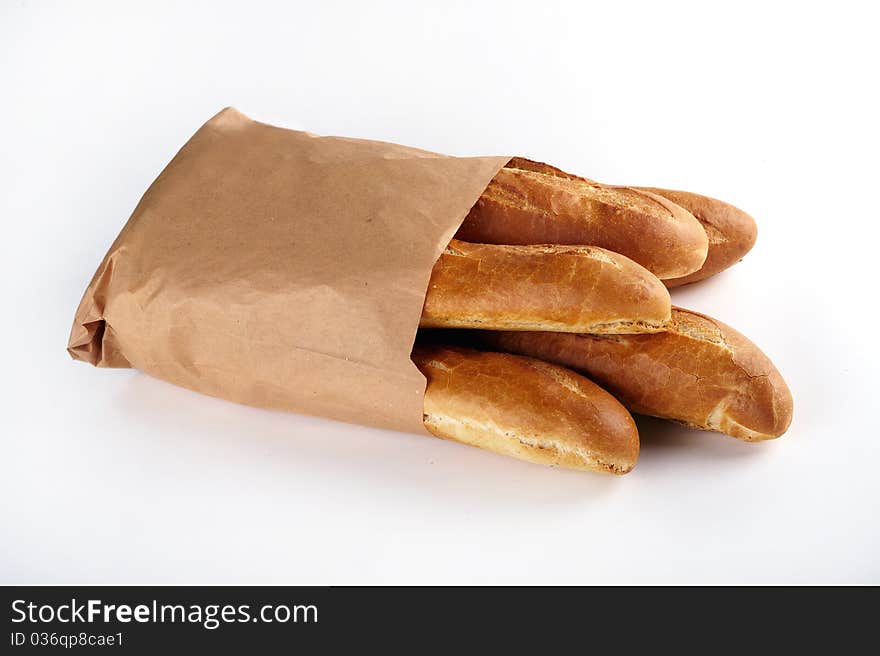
3, 1, 878, 584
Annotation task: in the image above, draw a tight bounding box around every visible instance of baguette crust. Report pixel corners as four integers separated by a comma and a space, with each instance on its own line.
481, 308, 793, 441
504, 157, 757, 287
458, 167, 708, 280
421, 240, 671, 334
412, 344, 639, 473
506, 157, 584, 181
634, 188, 757, 287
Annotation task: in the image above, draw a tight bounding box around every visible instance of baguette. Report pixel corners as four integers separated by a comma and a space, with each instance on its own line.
479, 307, 793, 441
505, 158, 757, 287
412, 344, 639, 473
457, 165, 708, 280
632, 188, 757, 287
420, 239, 671, 334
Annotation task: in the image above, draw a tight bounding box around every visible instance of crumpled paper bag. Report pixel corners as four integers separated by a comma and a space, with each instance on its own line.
68, 108, 508, 434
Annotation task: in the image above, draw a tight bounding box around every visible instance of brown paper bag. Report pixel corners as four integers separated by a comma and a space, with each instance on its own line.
68, 108, 508, 434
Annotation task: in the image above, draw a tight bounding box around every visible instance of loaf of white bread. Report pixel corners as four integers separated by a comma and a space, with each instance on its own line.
497, 157, 759, 286
421, 240, 671, 334
478, 308, 793, 441
412, 344, 639, 474
457, 160, 709, 280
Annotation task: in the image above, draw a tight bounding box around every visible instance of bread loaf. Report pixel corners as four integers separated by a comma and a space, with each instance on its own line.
420, 239, 671, 334
412, 344, 639, 473
458, 163, 708, 280
632, 188, 757, 287
505, 158, 757, 287
479, 307, 793, 441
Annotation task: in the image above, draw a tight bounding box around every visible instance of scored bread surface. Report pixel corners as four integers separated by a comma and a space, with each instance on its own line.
412, 344, 639, 473
502, 157, 756, 287
481, 308, 793, 441
421, 240, 670, 334
634, 187, 758, 287
458, 164, 708, 279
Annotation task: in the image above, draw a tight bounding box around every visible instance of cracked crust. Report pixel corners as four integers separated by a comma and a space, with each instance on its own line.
412, 344, 639, 473
479, 307, 793, 441
457, 164, 708, 279
420, 239, 670, 334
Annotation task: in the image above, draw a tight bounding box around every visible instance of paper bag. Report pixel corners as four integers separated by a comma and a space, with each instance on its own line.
68, 108, 508, 434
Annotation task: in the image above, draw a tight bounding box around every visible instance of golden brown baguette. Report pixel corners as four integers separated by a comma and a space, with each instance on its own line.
458, 164, 708, 280
479, 307, 793, 441
505, 158, 757, 287
632, 188, 757, 287
412, 344, 639, 473
420, 240, 670, 334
